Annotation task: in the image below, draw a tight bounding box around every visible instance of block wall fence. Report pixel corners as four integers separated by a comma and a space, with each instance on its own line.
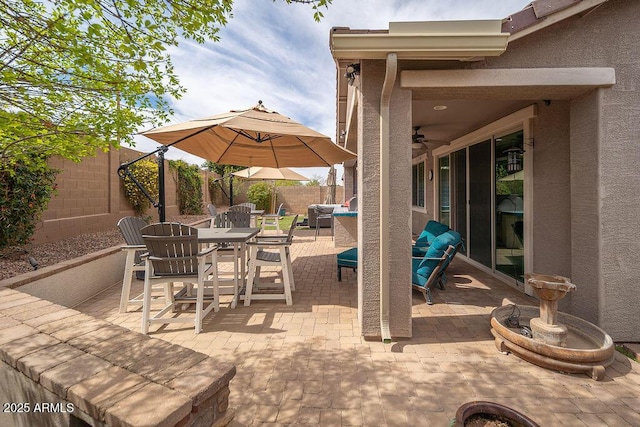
32, 148, 344, 245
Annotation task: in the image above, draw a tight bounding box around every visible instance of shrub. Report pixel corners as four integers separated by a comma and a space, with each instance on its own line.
246, 181, 272, 211
0, 160, 58, 252
121, 158, 159, 215
169, 160, 203, 215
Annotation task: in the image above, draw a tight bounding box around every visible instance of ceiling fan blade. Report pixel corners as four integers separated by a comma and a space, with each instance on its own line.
423, 140, 450, 147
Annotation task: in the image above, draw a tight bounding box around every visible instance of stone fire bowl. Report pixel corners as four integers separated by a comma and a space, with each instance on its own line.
491, 305, 615, 380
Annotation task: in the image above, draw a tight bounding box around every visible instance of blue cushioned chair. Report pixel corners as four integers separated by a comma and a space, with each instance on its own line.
411, 230, 462, 304
337, 247, 357, 281
412, 220, 450, 257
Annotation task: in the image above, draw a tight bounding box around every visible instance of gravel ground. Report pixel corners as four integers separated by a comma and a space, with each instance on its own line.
0, 215, 209, 281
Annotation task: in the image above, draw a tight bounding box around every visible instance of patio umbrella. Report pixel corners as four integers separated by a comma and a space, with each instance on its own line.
231, 167, 309, 181
324, 165, 337, 204
132, 101, 354, 221
232, 167, 310, 212
142, 101, 356, 168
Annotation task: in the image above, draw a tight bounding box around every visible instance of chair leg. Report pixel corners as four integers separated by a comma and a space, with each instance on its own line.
212, 251, 220, 312
141, 262, 153, 334
244, 247, 257, 306
286, 247, 295, 291
425, 288, 433, 305
337, 264, 342, 281
120, 250, 136, 313
195, 277, 204, 333
280, 247, 292, 305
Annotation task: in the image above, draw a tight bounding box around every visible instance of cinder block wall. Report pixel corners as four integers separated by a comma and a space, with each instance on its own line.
31, 148, 344, 245
275, 186, 345, 215
33, 147, 198, 244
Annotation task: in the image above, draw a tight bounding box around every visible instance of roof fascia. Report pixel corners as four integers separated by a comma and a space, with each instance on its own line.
401, 68, 616, 89
507, 0, 609, 42
330, 20, 509, 61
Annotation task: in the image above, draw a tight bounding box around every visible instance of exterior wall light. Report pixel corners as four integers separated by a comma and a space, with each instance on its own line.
345, 63, 360, 85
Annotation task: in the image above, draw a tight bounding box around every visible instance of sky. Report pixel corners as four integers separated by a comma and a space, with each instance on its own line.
132, 0, 531, 184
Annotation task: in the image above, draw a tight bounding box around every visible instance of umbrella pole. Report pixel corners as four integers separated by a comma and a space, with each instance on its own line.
229, 175, 234, 206
157, 149, 166, 222
271, 181, 276, 214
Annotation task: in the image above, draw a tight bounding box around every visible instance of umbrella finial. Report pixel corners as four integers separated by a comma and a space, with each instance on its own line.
255, 100, 268, 112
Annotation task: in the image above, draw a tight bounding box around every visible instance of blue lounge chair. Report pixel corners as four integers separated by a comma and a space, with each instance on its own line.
337, 247, 357, 281
412, 230, 462, 304
412, 220, 450, 257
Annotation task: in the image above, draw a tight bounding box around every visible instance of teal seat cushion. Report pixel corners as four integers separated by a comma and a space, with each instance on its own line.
439, 230, 462, 271
414, 220, 450, 247
337, 247, 358, 267
411, 258, 427, 287
413, 231, 459, 286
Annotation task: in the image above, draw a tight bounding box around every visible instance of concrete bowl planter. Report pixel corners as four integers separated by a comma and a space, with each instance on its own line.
453, 401, 539, 427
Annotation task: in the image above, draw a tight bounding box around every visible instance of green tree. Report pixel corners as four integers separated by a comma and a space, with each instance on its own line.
0, 0, 331, 172
0, 0, 330, 249
305, 174, 323, 186
169, 160, 203, 215
203, 161, 245, 204
121, 158, 159, 215
246, 182, 272, 211
0, 159, 58, 251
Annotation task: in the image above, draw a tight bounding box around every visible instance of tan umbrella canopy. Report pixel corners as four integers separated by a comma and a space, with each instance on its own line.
142, 101, 356, 168
231, 167, 309, 181
232, 167, 309, 213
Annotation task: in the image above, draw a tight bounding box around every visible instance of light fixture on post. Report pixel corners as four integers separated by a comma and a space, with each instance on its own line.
345, 63, 360, 85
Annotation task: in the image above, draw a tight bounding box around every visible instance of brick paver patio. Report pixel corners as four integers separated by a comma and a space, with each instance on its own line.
76, 229, 640, 426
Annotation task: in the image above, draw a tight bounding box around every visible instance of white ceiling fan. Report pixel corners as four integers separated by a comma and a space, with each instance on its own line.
412, 127, 426, 149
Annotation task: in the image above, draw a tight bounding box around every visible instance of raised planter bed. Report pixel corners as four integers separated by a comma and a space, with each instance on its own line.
0, 246, 127, 309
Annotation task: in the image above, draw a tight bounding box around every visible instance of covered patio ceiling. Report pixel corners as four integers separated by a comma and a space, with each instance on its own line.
338, 66, 614, 152
407, 67, 615, 144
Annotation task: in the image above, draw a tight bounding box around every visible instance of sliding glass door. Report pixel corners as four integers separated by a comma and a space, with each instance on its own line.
495, 130, 524, 281
468, 140, 492, 268
437, 129, 525, 283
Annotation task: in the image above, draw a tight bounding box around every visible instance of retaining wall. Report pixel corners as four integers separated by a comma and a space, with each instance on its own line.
0, 287, 235, 427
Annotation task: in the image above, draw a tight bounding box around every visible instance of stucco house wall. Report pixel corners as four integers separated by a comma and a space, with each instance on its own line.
462, 0, 640, 339
335, 0, 639, 341
530, 101, 572, 281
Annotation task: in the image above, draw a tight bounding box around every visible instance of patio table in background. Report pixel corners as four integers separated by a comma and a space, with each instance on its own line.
198, 227, 260, 308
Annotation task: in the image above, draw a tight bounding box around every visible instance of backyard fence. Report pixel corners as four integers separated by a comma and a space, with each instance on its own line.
32, 148, 343, 245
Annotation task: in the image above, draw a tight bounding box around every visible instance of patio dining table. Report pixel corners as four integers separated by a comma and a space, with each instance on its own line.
198, 227, 261, 308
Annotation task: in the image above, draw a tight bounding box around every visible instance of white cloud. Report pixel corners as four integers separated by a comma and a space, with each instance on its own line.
132, 0, 531, 182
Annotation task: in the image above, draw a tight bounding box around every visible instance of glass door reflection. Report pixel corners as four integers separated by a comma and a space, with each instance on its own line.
495, 130, 524, 282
